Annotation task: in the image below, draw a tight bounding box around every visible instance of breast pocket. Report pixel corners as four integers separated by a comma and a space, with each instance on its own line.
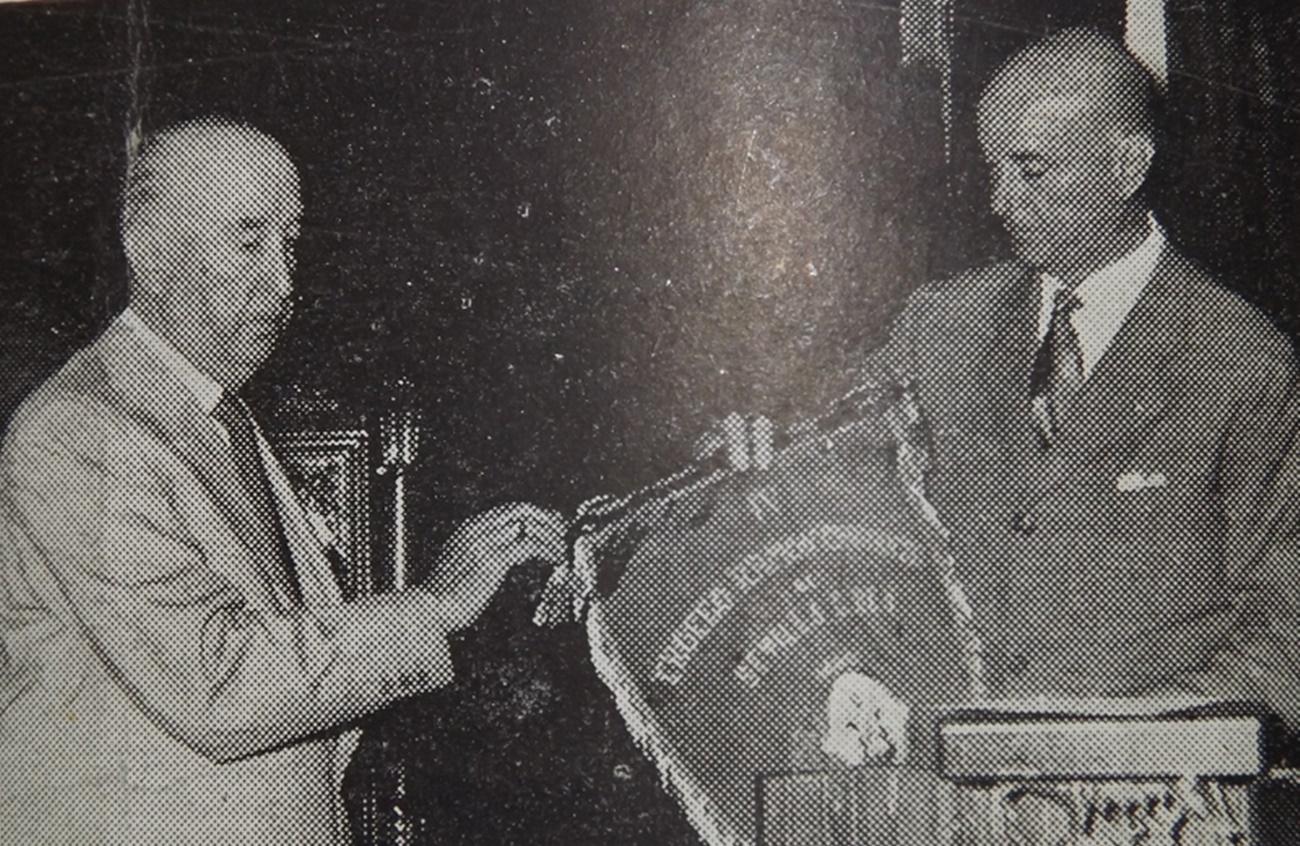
1103, 456, 1222, 580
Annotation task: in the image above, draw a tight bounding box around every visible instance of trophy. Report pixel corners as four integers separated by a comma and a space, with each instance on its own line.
541, 381, 983, 845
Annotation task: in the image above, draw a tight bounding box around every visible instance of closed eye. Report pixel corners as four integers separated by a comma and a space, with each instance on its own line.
1012, 154, 1049, 181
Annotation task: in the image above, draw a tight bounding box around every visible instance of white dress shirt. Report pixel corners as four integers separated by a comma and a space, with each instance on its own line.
119, 307, 225, 415
1036, 214, 1167, 380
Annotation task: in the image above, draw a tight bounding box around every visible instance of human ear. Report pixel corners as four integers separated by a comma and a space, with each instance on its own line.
1111, 133, 1155, 200
121, 216, 172, 300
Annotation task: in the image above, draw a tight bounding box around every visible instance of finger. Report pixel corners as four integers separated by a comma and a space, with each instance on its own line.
751, 415, 775, 470
722, 412, 750, 471
1174, 777, 1209, 821
516, 534, 568, 565
517, 504, 568, 538
512, 519, 564, 558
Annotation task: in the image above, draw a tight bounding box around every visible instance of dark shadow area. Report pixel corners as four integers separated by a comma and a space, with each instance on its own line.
4, 1, 1300, 843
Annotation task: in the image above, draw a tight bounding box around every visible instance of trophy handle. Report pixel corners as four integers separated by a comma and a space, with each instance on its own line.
377, 377, 421, 592
371, 376, 421, 846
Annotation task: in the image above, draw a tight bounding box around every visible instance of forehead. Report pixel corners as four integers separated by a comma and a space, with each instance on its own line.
156, 132, 302, 227
978, 84, 1101, 155
202, 150, 301, 226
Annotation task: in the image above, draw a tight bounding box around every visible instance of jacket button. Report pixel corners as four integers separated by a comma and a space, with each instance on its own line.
1011, 512, 1036, 535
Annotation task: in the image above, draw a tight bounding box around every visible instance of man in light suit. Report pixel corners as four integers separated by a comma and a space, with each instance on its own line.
0, 118, 566, 844
714, 28, 1300, 735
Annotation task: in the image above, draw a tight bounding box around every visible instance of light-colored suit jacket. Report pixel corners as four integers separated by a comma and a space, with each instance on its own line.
0, 314, 454, 845
859, 245, 1300, 728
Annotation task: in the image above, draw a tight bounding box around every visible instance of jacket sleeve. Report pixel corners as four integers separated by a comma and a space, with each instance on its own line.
1, 395, 456, 763
1175, 345, 1300, 733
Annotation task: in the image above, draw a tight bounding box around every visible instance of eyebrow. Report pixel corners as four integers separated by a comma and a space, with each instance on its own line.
234, 215, 302, 235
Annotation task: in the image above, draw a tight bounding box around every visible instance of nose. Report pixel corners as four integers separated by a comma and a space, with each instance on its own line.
988, 165, 1015, 220
264, 239, 294, 301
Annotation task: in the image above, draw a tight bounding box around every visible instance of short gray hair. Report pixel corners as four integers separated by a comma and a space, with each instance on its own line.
121, 115, 269, 240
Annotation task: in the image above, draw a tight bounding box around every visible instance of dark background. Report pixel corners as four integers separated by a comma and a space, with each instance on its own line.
2, 0, 1298, 843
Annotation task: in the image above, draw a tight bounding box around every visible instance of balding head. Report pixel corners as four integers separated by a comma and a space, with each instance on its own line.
981, 28, 1158, 145
121, 118, 302, 389
976, 29, 1160, 280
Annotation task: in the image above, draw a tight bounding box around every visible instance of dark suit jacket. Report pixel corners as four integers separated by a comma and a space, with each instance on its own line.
858, 246, 1300, 729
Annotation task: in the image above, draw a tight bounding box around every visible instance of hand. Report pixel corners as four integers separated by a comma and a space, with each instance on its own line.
693, 411, 776, 471
820, 672, 910, 766
424, 502, 567, 630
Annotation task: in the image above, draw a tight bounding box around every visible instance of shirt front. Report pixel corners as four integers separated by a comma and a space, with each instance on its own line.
1036, 214, 1167, 380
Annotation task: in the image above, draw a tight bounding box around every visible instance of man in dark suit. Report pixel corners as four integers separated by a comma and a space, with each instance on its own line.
717, 28, 1300, 732
871, 27, 1300, 720
0, 117, 566, 844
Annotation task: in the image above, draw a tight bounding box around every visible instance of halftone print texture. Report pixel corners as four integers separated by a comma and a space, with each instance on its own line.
2, 13, 1299, 846
0, 116, 567, 844
556, 26, 1299, 846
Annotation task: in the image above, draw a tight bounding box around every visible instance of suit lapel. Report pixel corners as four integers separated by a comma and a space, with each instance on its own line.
977, 264, 1046, 477
259, 437, 344, 607
1021, 247, 1188, 507
94, 320, 297, 610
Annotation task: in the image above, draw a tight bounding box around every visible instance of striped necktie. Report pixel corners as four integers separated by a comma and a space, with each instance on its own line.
1029, 287, 1084, 448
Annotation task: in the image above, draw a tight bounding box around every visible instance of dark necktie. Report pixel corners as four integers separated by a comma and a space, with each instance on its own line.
211, 394, 304, 606
1029, 286, 1084, 448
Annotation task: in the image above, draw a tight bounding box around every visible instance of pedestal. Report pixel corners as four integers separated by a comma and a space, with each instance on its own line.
758, 707, 1269, 845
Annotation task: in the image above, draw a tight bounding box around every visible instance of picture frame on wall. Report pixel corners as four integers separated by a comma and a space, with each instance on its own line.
272, 429, 373, 601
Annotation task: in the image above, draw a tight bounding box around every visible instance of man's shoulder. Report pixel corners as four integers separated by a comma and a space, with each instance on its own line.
1162, 249, 1295, 369
914, 259, 1026, 303
3, 334, 124, 463
892, 259, 1028, 335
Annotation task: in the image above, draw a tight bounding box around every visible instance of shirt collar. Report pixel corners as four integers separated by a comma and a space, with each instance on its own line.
1071, 213, 1166, 305
1035, 214, 1167, 378
119, 307, 225, 416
